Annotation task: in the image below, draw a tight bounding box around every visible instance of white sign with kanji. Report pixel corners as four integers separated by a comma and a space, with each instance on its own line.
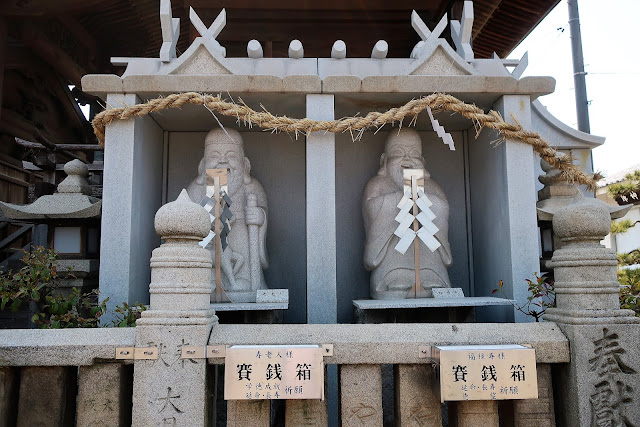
438, 345, 538, 402
224, 345, 324, 400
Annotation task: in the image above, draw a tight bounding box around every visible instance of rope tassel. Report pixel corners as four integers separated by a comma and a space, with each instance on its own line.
92, 92, 600, 189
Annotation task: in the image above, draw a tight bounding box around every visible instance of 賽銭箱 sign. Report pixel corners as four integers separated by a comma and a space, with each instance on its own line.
224, 345, 324, 400
435, 345, 538, 402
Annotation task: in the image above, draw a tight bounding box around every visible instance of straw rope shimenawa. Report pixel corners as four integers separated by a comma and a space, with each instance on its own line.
92, 92, 601, 189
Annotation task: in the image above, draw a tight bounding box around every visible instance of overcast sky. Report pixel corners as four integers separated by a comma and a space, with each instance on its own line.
509, 0, 640, 177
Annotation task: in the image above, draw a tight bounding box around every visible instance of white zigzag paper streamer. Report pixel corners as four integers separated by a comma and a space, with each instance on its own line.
426, 106, 455, 151
393, 191, 441, 254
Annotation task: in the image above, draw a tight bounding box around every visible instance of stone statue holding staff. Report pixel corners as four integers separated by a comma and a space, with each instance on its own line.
187, 128, 269, 302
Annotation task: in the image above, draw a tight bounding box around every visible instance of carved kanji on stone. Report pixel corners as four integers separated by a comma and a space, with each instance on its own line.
589, 328, 636, 426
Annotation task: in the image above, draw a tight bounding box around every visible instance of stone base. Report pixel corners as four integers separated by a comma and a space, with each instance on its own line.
552, 323, 640, 427
16, 366, 75, 427
210, 302, 287, 324
211, 302, 288, 311
544, 307, 640, 325
225, 291, 257, 303
256, 289, 288, 303
219, 288, 289, 304
353, 297, 513, 323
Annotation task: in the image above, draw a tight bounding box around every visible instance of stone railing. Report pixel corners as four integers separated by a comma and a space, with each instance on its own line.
0, 322, 567, 426
1, 185, 638, 426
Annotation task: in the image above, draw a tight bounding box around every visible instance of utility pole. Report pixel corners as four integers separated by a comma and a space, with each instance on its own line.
568, 0, 590, 133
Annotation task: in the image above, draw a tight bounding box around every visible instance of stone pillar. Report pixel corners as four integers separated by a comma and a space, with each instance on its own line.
0, 367, 17, 427
340, 364, 383, 426
306, 94, 339, 425
305, 94, 337, 324
131, 190, 217, 427
286, 399, 328, 426
394, 364, 441, 426
99, 93, 164, 322
77, 363, 131, 427
541, 196, 640, 426
16, 366, 74, 427
227, 400, 270, 427
469, 95, 539, 322
454, 401, 499, 427
513, 364, 555, 427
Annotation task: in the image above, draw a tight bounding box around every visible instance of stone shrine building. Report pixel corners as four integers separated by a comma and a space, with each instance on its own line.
0, 1, 638, 426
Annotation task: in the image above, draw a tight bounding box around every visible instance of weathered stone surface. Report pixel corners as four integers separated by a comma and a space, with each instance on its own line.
553, 324, 640, 427
0, 367, 18, 427
211, 302, 287, 311
285, 399, 328, 426
131, 190, 217, 427
77, 363, 131, 427
513, 363, 555, 427
454, 400, 498, 427
227, 400, 270, 426
432, 288, 464, 298
207, 323, 569, 365
395, 364, 441, 426
132, 325, 212, 427
99, 93, 164, 323
83, 74, 555, 98
16, 366, 73, 427
55, 259, 99, 278
57, 160, 91, 195
542, 194, 636, 323
306, 94, 337, 324
540, 181, 640, 426
0, 159, 101, 220
340, 364, 383, 426
256, 289, 288, 303
0, 328, 135, 366
353, 296, 511, 310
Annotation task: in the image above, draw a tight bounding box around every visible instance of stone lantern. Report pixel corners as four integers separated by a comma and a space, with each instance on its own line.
0, 159, 102, 292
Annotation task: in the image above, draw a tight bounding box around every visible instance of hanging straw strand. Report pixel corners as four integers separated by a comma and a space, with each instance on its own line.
92, 92, 600, 189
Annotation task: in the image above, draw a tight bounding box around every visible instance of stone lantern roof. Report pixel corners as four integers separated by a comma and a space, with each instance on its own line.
0, 160, 101, 221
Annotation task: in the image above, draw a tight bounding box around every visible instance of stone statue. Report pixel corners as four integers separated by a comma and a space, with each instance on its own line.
362, 129, 452, 299
187, 128, 268, 302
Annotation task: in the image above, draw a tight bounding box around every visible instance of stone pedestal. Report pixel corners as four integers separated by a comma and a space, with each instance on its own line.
227, 400, 270, 427
77, 363, 131, 427
353, 297, 513, 323
285, 399, 328, 426
131, 190, 217, 427
540, 195, 640, 426
394, 364, 441, 426
453, 400, 498, 427
340, 364, 383, 426
212, 302, 287, 324
16, 366, 74, 427
513, 364, 555, 427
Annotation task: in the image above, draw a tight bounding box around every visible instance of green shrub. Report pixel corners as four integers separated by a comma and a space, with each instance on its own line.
1, 246, 146, 328
493, 274, 555, 322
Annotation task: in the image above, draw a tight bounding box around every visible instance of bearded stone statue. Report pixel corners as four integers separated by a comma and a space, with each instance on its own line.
187, 128, 268, 302
362, 129, 452, 299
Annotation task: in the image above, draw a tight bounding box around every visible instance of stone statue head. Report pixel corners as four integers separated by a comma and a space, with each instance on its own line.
378, 129, 429, 189
196, 128, 251, 194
